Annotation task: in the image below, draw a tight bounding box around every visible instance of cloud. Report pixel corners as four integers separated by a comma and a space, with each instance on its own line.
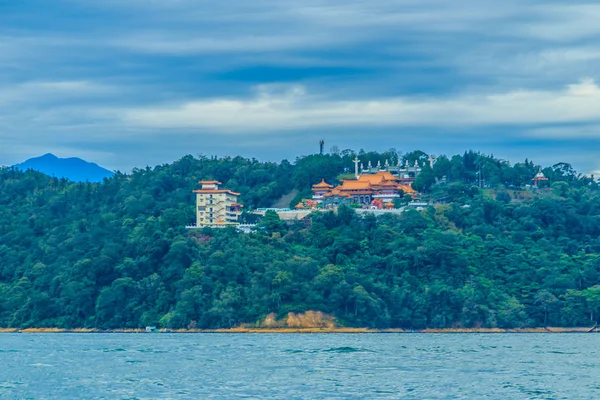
522, 4, 600, 42
0, 81, 117, 107
3, 0, 600, 174
538, 48, 600, 64
121, 79, 600, 132
526, 124, 600, 139
112, 34, 343, 55
104, 1, 518, 58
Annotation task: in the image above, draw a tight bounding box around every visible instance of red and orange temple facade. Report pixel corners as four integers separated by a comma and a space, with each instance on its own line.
311, 171, 417, 207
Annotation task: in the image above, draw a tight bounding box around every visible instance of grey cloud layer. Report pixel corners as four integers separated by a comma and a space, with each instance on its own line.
1, 0, 599, 172
120, 80, 600, 132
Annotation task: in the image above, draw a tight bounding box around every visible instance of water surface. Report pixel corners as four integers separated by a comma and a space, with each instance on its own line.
1, 333, 599, 399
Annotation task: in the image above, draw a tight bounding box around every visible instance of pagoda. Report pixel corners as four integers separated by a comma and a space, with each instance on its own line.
311, 179, 334, 199
532, 169, 548, 187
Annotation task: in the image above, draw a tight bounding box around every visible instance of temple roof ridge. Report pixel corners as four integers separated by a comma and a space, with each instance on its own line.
199, 180, 222, 185
312, 178, 334, 188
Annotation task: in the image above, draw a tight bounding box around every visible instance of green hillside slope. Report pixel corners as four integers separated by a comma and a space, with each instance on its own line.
1, 151, 599, 329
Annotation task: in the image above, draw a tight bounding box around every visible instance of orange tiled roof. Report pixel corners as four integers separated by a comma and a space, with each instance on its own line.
377, 180, 398, 187
323, 188, 352, 198
312, 179, 334, 188
358, 171, 398, 184
199, 180, 222, 185
379, 171, 399, 181
358, 175, 383, 184
398, 184, 415, 193
340, 180, 372, 190
193, 189, 241, 196
313, 172, 417, 198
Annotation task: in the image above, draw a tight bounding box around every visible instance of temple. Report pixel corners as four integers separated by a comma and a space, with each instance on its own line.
532, 169, 548, 187
308, 155, 434, 208
312, 171, 416, 207
193, 181, 243, 228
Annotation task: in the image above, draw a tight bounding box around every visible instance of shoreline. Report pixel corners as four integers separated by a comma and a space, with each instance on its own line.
0, 327, 597, 334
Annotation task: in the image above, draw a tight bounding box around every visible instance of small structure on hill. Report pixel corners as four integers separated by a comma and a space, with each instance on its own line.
295, 199, 318, 209
532, 169, 549, 188
192, 180, 243, 228
312, 179, 334, 199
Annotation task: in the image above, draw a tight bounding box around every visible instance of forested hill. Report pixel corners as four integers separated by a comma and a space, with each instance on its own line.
13, 153, 114, 183
1, 151, 600, 330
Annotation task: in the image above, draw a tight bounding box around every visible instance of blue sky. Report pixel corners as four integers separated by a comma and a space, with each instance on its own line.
1, 0, 600, 173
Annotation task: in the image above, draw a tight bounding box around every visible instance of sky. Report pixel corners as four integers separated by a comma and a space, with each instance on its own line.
1, 0, 600, 173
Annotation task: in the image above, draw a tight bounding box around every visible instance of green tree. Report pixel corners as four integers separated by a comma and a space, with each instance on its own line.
582, 285, 600, 323
258, 210, 287, 236
413, 165, 436, 192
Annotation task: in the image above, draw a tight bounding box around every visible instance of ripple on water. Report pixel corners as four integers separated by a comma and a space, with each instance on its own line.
1, 333, 600, 399
0, 382, 24, 389
102, 348, 127, 353
137, 348, 169, 354
323, 346, 374, 353
545, 350, 578, 355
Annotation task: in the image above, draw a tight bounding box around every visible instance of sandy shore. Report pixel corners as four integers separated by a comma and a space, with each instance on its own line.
0, 327, 597, 333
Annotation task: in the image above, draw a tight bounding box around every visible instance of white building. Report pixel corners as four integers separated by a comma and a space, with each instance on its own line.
193, 180, 243, 228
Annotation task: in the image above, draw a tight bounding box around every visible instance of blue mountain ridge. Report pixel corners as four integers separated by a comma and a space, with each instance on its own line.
13, 153, 114, 182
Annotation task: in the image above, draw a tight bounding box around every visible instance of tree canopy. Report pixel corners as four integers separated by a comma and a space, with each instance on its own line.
1, 150, 600, 329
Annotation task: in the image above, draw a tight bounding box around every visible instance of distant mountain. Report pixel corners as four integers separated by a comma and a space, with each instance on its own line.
13, 153, 114, 182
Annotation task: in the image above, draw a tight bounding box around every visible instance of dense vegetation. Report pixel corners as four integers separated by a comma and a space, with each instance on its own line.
1, 150, 600, 329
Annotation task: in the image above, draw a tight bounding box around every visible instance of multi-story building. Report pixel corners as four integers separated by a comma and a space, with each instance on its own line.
193, 180, 243, 228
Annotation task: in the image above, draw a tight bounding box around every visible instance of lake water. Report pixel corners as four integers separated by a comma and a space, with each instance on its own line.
1, 333, 599, 399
